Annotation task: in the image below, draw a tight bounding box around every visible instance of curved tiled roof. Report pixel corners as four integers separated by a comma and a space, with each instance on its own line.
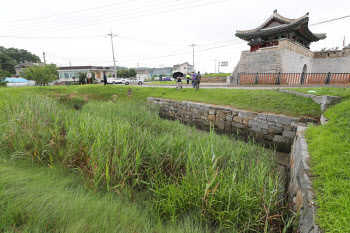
235, 10, 326, 42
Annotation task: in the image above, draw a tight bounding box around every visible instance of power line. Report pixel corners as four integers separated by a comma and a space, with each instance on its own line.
2, 0, 228, 36
45, 41, 244, 65
309, 14, 350, 26
0, 0, 140, 24
0, 0, 182, 33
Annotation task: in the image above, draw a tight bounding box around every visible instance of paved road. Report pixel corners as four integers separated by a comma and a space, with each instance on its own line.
140, 83, 339, 89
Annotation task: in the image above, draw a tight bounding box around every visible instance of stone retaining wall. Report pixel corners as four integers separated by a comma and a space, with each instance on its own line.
147, 97, 318, 152
288, 126, 320, 233
201, 76, 227, 83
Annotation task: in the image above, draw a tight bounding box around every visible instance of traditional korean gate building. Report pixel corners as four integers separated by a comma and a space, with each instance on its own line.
231, 10, 350, 84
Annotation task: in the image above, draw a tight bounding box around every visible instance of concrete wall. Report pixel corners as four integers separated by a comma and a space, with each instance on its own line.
147, 97, 318, 152
312, 56, 350, 73
280, 49, 313, 73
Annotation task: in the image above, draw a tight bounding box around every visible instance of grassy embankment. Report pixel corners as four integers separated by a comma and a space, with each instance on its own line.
22, 85, 321, 118
287, 87, 350, 98
0, 86, 301, 232
288, 87, 350, 232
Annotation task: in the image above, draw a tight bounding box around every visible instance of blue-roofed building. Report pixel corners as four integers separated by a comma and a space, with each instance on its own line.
5, 77, 35, 87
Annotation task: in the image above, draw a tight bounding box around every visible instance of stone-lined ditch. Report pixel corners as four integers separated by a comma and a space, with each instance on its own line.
147, 94, 337, 233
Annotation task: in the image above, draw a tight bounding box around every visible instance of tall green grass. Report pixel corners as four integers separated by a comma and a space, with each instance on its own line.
1, 94, 286, 231
0, 161, 209, 233
306, 99, 350, 232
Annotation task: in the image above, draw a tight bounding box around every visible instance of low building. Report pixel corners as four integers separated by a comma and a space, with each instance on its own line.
136, 70, 151, 81
58, 66, 114, 82
173, 62, 194, 74
15, 62, 45, 76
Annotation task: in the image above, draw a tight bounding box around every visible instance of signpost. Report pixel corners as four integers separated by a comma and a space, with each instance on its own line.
218, 61, 228, 73
86, 72, 92, 84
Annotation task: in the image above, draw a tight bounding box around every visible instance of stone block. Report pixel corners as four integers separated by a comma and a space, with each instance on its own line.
258, 113, 267, 120
219, 111, 226, 119
268, 126, 283, 135
283, 125, 293, 131
267, 114, 277, 122
226, 116, 233, 122
207, 115, 216, 121
291, 121, 307, 127
276, 115, 292, 125
233, 116, 243, 123
246, 112, 258, 120
209, 109, 216, 115
258, 122, 269, 129
251, 126, 261, 133
248, 119, 258, 127
261, 128, 269, 135
283, 130, 296, 138
238, 111, 247, 118
243, 118, 249, 126
273, 135, 287, 143
232, 122, 245, 129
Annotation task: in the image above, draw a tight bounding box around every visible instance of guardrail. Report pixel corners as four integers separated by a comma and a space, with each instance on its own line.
239, 72, 350, 86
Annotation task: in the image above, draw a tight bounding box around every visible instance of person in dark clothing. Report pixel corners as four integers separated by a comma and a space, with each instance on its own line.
176, 75, 182, 90
103, 72, 108, 85
195, 71, 201, 90
191, 72, 196, 88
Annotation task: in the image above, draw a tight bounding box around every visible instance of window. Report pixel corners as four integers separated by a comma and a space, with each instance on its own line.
184, 67, 186, 69
64, 73, 69, 79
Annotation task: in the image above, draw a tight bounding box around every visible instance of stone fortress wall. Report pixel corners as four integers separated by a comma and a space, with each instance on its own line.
231, 39, 350, 84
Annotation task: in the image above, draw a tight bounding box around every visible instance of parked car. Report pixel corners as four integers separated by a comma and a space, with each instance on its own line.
110, 78, 123, 84
123, 78, 143, 85
162, 77, 172, 81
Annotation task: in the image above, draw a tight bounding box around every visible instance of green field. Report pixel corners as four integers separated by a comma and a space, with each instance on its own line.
0, 86, 296, 232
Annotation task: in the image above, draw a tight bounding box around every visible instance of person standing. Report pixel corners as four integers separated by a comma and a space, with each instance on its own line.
103, 72, 108, 86
186, 74, 190, 85
191, 72, 196, 88
195, 71, 201, 90
176, 75, 182, 90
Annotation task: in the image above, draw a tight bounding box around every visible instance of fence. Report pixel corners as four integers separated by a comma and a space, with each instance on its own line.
239, 72, 350, 86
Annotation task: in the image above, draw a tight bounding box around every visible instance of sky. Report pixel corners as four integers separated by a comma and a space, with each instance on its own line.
0, 0, 349, 73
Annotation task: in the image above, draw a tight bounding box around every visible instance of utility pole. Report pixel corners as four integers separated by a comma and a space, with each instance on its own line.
107, 29, 117, 78
213, 59, 217, 73
189, 44, 196, 72
43, 52, 46, 64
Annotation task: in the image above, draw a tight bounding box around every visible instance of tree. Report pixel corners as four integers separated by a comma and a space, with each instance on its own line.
0, 46, 40, 64
23, 64, 58, 86
117, 68, 137, 78
0, 53, 16, 73
129, 68, 137, 78
0, 70, 12, 78
0, 77, 7, 87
